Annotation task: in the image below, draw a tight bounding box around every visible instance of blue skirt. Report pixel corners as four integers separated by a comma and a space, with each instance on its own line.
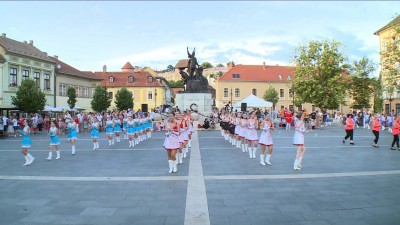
91, 130, 99, 138
50, 135, 60, 145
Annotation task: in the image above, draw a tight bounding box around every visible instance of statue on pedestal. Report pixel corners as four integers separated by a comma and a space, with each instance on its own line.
175, 47, 209, 93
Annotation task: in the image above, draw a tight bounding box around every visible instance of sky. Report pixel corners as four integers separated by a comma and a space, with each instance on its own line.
0, 1, 399, 75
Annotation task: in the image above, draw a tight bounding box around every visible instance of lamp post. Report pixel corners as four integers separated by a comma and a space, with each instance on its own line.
230, 87, 233, 112
155, 88, 157, 110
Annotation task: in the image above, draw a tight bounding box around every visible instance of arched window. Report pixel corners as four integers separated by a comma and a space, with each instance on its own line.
128, 76, 134, 83
235, 88, 240, 98
224, 88, 228, 98
148, 76, 153, 83
252, 88, 257, 96
109, 76, 114, 83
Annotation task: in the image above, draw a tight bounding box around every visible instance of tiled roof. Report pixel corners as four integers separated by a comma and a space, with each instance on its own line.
0, 55, 6, 63
50, 56, 103, 80
0, 35, 54, 63
122, 61, 134, 70
374, 15, 400, 35
175, 59, 189, 69
95, 71, 163, 88
218, 64, 295, 82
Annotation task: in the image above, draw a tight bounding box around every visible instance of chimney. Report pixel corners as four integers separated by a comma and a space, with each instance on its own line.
103, 65, 107, 72
53, 55, 58, 59
29, 40, 33, 45
1, 33, 5, 37
263, 62, 266, 70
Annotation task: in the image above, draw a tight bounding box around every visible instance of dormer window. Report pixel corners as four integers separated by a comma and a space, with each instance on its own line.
287, 75, 291, 80
109, 76, 114, 83
232, 73, 240, 78
128, 76, 134, 83
148, 76, 153, 83
278, 74, 282, 80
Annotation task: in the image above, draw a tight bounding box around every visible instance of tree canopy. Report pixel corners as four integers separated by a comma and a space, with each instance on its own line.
292, 39, 350, 110
91, 85, 111, 112
114, 87, 134, 111
263, 84, 279, 108
201, 62, 213, 69
11, 79, 46, 113
168, 80, 184, 88
348, 57, 375, 109
67, 87, 77, 110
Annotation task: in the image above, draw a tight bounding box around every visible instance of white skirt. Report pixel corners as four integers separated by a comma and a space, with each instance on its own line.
163, 133, 180, 149
259, 131, 273, 146
293, 131, 304, 145
245, 129, 258, 141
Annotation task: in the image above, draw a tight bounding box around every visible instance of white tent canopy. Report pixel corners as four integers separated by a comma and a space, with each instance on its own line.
233, 94, 273, 108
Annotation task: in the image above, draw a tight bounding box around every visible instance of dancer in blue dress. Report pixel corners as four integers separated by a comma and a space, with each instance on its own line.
114, 116, 122, 143
134, 114, 140, 145
127, 115, 135, 148
91, 117, 100, 150
68, 116, 78, 155
21, 120, 34, 166
105, 115, 114, 146
123, 114, 129, 140
47, 121, 61, 160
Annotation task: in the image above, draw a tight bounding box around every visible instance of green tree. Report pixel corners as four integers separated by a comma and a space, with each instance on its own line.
114, 87, 133, 111
67, 87, 77, 110
11, 79, 46, 113
349, 57, 375, 110
91, 85, 111, 112
168, 80, 184, 88
380, 22, 400, 112
263, 84, 279, 108
216, 63, 224, 67
373, 73, 384, 113
292, 39, 350, 110
201, 62, 213, 69
166, 65, 175, 72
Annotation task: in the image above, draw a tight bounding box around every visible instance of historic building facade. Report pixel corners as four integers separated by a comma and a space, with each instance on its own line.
94, 62, 166, 111
374, 16, 400, 115
0, 34, 55, 112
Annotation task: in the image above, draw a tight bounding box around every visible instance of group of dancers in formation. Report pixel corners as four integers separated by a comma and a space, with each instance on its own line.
219, 110, 306, 171
20, 112, 154, 166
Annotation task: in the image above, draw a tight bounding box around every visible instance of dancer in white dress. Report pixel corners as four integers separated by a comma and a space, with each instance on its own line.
163, 114, 180, 173
246, 113, 259, 159
234, 112, 242, 149
293, 113, 306, 170
240, 114, 249, 153
259, 115, 275, 165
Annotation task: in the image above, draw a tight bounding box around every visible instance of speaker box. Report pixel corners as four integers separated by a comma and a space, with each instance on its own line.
141, 104, 148, 113
241, 103, 247, 112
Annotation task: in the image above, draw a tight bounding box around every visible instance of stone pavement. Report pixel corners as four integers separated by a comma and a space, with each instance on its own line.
0, 126, 400, 225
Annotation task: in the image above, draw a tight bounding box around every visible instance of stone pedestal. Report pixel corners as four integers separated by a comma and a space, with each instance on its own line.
175, 93, 212, 116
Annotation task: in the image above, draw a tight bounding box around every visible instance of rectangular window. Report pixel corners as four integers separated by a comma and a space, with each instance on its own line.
59, 84, 66, 96
33, 71, 40, 88
396, 103, 400, 116
108, 92, 113, 100
289, 105, 293, 111
44, 73, 50, 90
280, 89, 284, 98
83, 87, 89, 98
10, 67, 17, 86
232, 74, 240, 78
22, 69, 29, 80
224, 88, 228, 98
385, 104, 390, 114
298, 105, 303, 111
148, 90, 153, 100
235, 88, 240, 98
252, 88, 257, 96
78, 86, 82, 97
289, 88, 293, 98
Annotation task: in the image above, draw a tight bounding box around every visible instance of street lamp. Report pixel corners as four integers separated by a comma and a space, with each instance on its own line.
155, 88, 158, 110
230, 88, 233, 112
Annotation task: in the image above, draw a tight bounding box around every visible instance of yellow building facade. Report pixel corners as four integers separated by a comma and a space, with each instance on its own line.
374, 16, 400, 115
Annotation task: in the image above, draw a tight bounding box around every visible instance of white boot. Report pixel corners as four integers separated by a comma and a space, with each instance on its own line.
129, 141, 132, 148
23, 155, 29, 166
185, 146, 189, 153
293, 159, 300, 170
265, 154, 272, 165
245, 144, 249, 152
260, 154, 266, 165
109, 140, 112, 146
248, 146, 252, 158
252, 147, 257, 159
298, 157, 303, 169
72, 146, 75, 155
188, 140, 191, 148
27, 153, 34, 165
168, 160, 173, 173
183, 151, 187, 158
221, 129, 224, 136
46, 152, 52, 160
173, 160, 178, 173
241, 143, 245, 152
93, 142, 97, 150
96, 142, 99, 149
56, 151, 60, 160
178, 152, 183, 164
